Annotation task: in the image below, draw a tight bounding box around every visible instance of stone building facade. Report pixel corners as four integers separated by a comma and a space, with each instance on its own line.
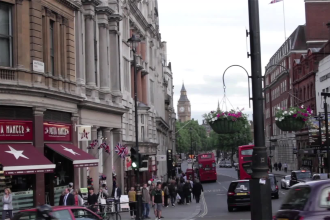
0, 0, 175, 207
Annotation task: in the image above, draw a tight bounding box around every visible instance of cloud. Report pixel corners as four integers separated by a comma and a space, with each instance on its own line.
158, 0, 306, 123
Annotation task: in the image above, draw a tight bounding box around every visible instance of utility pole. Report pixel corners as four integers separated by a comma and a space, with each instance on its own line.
247, 0, 272, 219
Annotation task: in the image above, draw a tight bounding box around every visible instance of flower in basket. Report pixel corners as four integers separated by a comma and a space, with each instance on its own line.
203, 108, 247, 124
275, 105, 313, 131
275, 105, 312, 122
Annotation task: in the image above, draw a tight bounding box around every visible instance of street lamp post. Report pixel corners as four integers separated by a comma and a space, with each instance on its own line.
247, 0, 272, 219
127, 34, 141, 220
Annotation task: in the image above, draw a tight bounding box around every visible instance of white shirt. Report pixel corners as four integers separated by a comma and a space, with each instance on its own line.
3, 195, 9, 210
114, 188, 118, 200
64, 193, 69, 206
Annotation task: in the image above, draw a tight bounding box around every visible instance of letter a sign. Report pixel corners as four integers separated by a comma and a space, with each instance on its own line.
77, 126, 91, 141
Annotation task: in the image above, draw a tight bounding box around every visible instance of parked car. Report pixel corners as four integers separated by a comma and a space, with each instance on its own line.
227, 180, 250, 212
225, 161, 232, 168
289, 170, 312, 187
274, 179, 330, 220
12, 206, 102, 220
269, 174, 279, 199
281, 175, 291, 189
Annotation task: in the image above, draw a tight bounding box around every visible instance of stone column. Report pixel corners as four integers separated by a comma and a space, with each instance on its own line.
89, 126, 99, 190
33, 107, 46, 206
112, 129, 124, 190
103, 128, 113, 192
109, 19, 121, 98
80, 141, 88, 188
85, 14, 96, 87
71, 113, 80, 190
99, 23, 110, 92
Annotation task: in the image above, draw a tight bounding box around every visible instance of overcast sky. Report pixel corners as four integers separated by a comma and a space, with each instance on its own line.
158, 0, 306, 123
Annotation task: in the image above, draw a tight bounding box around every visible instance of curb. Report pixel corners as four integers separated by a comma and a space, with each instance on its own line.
181, 203, 202, 220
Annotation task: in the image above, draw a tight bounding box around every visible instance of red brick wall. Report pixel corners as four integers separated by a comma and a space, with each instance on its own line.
305, 2, 330, 41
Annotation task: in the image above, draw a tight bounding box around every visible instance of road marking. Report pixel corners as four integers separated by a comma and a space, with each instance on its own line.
198, 192, 208, 218
222, 186, 228, 191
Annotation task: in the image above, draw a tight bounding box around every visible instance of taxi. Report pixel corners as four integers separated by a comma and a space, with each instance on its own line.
273, 179, 330, 220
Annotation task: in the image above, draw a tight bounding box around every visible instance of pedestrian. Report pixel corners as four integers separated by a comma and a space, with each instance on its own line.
111, 183, 122, 212
2, 188, 13, 220
128, 187, 136, 219
63, 188, 75, 206
59, 190, 65, 206
73, 189, 84, 206
87, 187, 98, 212
278, 162, 282, 171
163, 182, 170, 207
149, 182, 155, 206
274, 162, 278, 171
192, 180, 203, 203
168, 180, 177, 207
98, 188, 107, 213
178, 180, 185, 204
152, 183, 164, 220
283, 163, 288, 173
183, 180, 191, 204
142, 183, 151, 219
189, 180, 193, 203
68, 182, 74, 194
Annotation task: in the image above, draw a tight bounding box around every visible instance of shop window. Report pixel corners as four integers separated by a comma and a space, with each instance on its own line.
0, 106, 33, 120
44, 110, 71, 123
0, 2, 12, 67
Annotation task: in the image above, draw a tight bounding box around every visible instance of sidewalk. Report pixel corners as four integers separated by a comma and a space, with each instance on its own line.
120, 202, 201, 220
271, 169, 291, 177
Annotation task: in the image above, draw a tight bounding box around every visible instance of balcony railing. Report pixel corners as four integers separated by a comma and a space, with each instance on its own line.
0, 67, 16, 81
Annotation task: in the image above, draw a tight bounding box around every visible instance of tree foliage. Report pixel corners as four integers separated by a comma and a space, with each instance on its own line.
176, 119, 253, 154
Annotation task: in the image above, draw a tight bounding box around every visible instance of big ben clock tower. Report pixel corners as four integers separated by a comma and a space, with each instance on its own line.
177, 83, 191, 122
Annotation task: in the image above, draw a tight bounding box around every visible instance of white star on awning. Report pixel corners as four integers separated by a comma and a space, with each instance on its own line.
61, 145, 80, 156
5, 146, 29, 160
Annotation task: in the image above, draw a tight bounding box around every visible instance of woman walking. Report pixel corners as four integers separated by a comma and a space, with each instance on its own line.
73, 190, 84, 206
163, 183, 169, 207
128, 187, 136, 219
2, 188, 13, 220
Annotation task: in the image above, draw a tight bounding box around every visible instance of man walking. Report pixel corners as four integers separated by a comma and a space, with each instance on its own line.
168, 180, 177, 206
278, 162, 282, 171
142, 183, 151, 219
192, 180, 203, 203
152, 183, 164, 220
63, 188, 75, 206
111, 183, 122, 212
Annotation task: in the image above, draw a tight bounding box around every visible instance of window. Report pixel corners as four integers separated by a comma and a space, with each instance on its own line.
281, 186, 311, 210
141, 126, 145, 141
124, 58, 130, 91
0, 2, 12, 67
52, 210, 73, 220
50, 20, 55, 75
141, 114, 144, 124
71, 209, 99, 220
150, 80, 154, 104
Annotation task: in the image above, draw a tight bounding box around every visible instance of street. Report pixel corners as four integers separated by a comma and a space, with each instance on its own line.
182, 161, 286, 220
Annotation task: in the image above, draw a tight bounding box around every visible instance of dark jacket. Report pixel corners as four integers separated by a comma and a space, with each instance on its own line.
111, 187, 122, 199
168, 184, 177, 196
64, 193, 75, 206
59, 195, 64, 206
183, 182, 191, 195
193, 182, 203, 196
87, 193, 98, 205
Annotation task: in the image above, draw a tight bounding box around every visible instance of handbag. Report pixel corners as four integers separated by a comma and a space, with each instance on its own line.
98, 193, 106, 205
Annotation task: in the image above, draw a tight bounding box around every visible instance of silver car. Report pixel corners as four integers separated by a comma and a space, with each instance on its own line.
280, 175, 291, 189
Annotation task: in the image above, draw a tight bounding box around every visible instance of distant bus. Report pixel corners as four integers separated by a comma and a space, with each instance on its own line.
238, 145, 270, 179
197, 153, 217, 182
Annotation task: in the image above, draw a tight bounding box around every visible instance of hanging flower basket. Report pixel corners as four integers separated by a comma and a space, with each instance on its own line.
275, 105, 312, 132
203, 108, 247, 134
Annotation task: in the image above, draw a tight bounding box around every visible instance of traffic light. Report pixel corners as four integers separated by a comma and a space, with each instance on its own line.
130, 147, 140, 170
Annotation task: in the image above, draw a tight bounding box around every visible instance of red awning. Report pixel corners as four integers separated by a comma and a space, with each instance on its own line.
46, 144, 98, 168
0, 144, 55, 175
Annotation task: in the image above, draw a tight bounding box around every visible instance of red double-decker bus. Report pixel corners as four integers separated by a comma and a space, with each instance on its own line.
197, 153, 217, 182
238, 145, 270, 179
238, 145, 253, 179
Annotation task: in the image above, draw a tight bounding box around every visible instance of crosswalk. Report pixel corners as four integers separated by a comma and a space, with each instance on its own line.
203, 189, 222, 193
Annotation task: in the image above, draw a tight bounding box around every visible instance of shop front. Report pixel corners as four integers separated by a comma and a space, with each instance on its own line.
0, 119, 55, 213
43, 121, 98, 206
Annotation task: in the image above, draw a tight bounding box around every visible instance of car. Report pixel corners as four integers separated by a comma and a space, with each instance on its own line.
12, 206, 102, 220
289, 170, 312, 187
269, 174, 279, 199
281, 175, 291, 189
227, 180, 250, 212
274, 179, 330, 220
219, 161, 225, 168
225, 161, 232, 168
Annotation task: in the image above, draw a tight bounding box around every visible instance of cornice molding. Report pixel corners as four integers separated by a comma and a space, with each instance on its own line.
96, 6, 115, 16
81, 0, 102, 6
56, 0, 81, 11
109, 14, 123, 22
78, 101, 128, 115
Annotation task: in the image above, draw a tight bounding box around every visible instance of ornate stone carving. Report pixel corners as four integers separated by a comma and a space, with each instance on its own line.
98, 23, 109, 29
16, 0, 24, 5
56, 14, 63, 23
46, 9, 55, 19
81, 0, 102, 6
62, 17, 69, 26
108, 14, 123, 22
96, 6, 114, 16
84, 14, 95, 20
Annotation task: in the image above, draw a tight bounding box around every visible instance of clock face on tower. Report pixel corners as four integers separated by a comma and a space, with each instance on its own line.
179, 107, 185, 112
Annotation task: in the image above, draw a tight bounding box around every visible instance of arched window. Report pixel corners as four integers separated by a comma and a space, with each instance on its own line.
299, 88, 303, 101
303, 87, 306, 101
307, 86, 310, 100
